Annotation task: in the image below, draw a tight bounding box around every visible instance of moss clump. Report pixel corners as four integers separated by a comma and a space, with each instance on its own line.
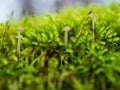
0, 4, 120, 90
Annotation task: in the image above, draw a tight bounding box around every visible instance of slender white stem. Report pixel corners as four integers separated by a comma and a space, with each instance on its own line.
17, 32, 21, 60
64, 31, 68, 47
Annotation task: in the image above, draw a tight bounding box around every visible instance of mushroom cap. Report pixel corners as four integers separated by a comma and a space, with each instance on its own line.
17, 27, 24, 32
89, 13, 97, 19
63, 26, 71, 32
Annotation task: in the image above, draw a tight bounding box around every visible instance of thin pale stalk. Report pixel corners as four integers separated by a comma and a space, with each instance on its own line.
17, 32, 21, 60
64, 31, 68, 47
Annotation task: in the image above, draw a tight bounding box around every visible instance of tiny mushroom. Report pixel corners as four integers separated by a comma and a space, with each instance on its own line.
16, 26, 24, 60
63, 26, 71, 47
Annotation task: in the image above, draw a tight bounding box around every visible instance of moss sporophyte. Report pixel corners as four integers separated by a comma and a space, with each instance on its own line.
16, 27, 24, 60
63, 26, 71, 47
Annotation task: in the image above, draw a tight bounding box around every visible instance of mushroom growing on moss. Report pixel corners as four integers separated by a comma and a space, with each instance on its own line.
63, 26, 71, 47
16, 26, 24, 60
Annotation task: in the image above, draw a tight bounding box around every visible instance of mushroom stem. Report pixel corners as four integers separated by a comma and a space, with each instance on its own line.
17, 32, 21, 60
63, 26, 71, 47
16, 26, 24, 60
64, 31, 68, 47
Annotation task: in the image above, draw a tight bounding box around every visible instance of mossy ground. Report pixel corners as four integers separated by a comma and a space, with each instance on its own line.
0, 3, 120, 90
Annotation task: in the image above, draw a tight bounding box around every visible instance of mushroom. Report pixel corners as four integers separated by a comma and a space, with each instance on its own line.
89, 13, 97, 41
16, 26, 24, 60
63, 26, 71, 47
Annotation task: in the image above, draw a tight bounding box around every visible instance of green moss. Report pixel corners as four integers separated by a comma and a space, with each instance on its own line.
0, 4, 120, 90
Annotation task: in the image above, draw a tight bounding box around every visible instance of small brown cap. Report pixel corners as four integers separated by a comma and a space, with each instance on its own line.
17, 27, 24, 32
63, 26, 71, 32
89, 13, 97, 19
